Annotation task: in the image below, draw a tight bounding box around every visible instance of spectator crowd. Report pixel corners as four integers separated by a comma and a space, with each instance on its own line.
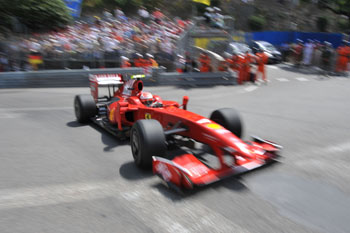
0, 7, 190, 72
0, 5, 348, 79
280, 39, 350, 76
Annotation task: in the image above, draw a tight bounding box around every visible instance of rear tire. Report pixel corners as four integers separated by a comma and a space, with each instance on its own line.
210, 108, 243, 138
130, 120, 166, 169
74, 95, 97, 123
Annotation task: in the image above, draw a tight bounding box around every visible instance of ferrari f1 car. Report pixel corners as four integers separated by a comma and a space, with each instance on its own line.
74, 73, 282, 191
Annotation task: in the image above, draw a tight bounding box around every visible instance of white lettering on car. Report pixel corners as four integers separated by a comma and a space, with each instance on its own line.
155, 163, 172, 181
197, 118, 211, 124
188, 164, 208, 177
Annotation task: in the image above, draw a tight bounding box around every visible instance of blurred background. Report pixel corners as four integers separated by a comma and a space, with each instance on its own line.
0, 0, 349, 73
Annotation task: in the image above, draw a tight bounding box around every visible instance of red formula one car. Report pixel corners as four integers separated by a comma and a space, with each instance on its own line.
74, 73, 282, 192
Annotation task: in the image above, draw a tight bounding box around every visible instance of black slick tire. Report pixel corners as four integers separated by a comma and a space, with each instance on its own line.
130, 120, 166, 169
74, 95, 97, 123
210, 108, 243, 138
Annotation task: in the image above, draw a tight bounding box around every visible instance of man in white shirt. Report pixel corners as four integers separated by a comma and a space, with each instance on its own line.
138, 6, 149, 24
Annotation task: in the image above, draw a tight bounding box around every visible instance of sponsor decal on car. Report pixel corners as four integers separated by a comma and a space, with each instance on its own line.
155, 163, 172, 181
145, 113, 152, 119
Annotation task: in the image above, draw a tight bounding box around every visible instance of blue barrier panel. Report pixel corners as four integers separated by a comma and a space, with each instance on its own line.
294, 32, 343, 48
250, 31, 343, 48
251, 31, 292, 45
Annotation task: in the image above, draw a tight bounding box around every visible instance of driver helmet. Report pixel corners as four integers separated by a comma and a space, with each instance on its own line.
140, 92, 154, 105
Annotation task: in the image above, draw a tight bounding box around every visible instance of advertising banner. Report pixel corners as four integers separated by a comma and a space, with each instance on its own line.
63, 0, 83, 18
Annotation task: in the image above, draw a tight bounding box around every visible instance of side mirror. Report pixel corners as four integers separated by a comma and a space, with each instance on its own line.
182, 96, 189, 110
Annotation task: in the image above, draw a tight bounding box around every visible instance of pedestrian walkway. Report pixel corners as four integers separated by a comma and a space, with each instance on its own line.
265, 75, 348, 84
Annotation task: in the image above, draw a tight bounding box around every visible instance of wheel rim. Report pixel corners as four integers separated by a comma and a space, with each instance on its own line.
74, 99, 81, 119
131, 129, 141, 162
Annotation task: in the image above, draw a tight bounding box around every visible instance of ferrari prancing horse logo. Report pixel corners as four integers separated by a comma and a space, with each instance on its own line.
145, 113, 152, 119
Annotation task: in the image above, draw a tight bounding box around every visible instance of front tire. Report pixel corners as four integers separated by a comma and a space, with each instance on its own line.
130, 120, 166, 169
74, 95, 97, 123
210, 108, 243, 138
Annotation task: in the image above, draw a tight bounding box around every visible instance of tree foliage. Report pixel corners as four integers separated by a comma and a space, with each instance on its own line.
337, 17, 350, 31
82, 0, 220, 16
248, 15, 266, 31
0, 0, 72, 32
317, 0, 350, 32
319, 0, 350, 18
83, 0, 163, 13
316, 16, 329, 32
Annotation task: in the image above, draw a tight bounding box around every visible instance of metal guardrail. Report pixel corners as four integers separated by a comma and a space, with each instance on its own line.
0, 67, 236, 88
0, 68, 144, 88
157, 72, 236, 86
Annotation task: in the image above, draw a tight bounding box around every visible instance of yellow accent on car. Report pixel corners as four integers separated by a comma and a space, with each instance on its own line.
205, 123, 222, 129
145, 113, 152, 119
131, 74, 145, 79
109, 108, 115, 122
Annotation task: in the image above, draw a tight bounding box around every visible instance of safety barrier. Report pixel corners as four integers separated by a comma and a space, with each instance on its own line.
0, 68, 143, 88
157, 72, 236, 86
0, 67, 236, 88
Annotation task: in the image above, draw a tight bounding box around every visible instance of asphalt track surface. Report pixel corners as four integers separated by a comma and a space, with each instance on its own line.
1, 65, 350, 233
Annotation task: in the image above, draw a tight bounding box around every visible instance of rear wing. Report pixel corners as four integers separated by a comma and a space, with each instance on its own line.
89, 74, 124, 86
89, 74, 124, 101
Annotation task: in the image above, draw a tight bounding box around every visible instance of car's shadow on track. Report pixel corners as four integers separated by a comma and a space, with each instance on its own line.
119, 162, 153, 180
89, 123, 129, 152
66, 121, 129, 152
66, 121, 85, 128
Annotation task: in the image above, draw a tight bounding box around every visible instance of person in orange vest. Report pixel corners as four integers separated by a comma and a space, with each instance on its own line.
133, 53, 145, 67
218, 52, 232, 72
243, 51, 255, 83
218, 60, 227, 71
236, 53, 246, 85
345, 41, 350, 72
145, 53, 158, 67
255, 50, 269, 83
230, 53, 240, 71
199, 52, 212, 72
121, 56, 131, 68
336, 41, 348, 73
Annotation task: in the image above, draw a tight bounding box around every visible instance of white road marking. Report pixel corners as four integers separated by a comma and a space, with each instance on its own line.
0, 107, 72, 112
323, 142, 350, 154
267, 65, 279, 70
296, 77, 309, 82
244, 86, 258, 92
0, 113, 20, 118
293, 142, 350, 180
276, 78, 289, 82
0, 179, 249, 233
0, 181, 116, 210
295, 141, 350, 158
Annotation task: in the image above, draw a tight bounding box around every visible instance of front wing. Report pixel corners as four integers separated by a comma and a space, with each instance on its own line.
153, 152, 276, 190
